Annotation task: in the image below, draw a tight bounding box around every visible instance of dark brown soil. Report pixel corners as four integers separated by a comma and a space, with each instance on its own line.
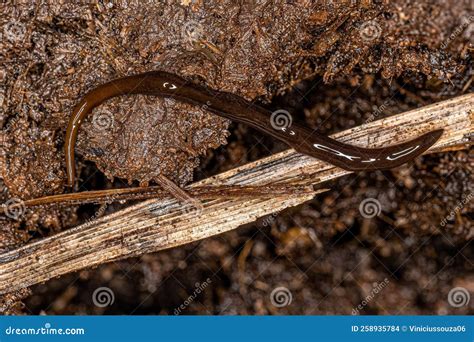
0, 1, 472, 315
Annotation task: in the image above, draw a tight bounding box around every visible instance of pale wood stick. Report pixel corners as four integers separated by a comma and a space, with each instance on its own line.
0, 94, 472, 295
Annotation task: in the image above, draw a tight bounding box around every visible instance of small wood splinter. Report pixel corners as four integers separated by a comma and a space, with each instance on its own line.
155, 174, 204, 211
0, 184, 324, 214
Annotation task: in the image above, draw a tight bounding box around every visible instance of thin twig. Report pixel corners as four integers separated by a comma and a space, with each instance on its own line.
0, 184, 319, 212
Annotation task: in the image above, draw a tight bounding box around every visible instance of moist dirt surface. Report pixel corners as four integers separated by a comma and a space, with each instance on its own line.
0, 1, 472, 314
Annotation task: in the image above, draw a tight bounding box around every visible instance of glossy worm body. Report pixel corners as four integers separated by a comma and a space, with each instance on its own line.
65, 71, 443, 187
